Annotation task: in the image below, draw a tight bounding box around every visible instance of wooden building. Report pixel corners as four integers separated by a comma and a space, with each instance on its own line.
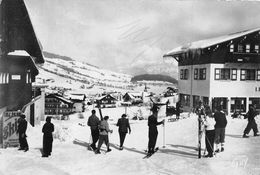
96, 94, 117, 108
164, 28, 260, 115
0, 0, 44, 147
69, 94, 86, 113
123, 92, 143, 105
45, 94, 74, 118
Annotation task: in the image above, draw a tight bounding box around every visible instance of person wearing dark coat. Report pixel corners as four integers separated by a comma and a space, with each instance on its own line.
147, 105, 164, 154
213, 106, 227, 153
17, 114, 29, 152
175, 101, 181, 120
42, 117, 54, 157
243, 104, 259, 138
87, 110, 100, 150
116, 114, 131, 150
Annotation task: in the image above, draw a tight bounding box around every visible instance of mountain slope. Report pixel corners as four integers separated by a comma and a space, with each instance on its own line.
131, 74, 178, 84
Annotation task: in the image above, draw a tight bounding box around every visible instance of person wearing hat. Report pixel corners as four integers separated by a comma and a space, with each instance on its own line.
116, 114, 131, 150
95, 116, 113, 154
147, 105, 164, 154
42, 117, 54, 157
17, 113, 29, 152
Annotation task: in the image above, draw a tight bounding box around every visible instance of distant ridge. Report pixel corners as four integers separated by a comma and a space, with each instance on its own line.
43, 51, 74, 61
131, 74, 178, 84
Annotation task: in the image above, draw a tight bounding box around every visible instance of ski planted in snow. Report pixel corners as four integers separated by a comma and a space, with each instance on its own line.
143, 147, 159, 159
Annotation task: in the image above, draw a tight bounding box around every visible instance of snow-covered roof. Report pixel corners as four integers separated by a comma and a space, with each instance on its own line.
8, 50, 30, 56
69, 94, 86, 101
164, 28, 260, 57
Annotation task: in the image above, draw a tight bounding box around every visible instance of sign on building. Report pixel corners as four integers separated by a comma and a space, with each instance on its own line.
2, 111, 20, 148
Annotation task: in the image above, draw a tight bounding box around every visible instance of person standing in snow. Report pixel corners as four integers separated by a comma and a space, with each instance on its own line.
203, 106, 215, 158
243, 104, 259, 138
42, 117, 54, 157
96, 116, 113, 154
214, 106, 227, 153
17, 114, 29, 152
147, 105, 164, 154
87, 110, 100, 151
116, 114, 131, 150
175, 101, 182, 120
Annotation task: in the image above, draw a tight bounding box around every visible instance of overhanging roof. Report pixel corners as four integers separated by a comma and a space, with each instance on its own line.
164, 28, 260, 57
1, 0, 44, 63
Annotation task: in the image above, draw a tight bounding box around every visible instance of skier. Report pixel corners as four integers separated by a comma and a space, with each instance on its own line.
147, 105, 165, 155
95, 116, 113, 154
116, 114, 131, 150
17, 114, 29, 152
87, 110, 100, 151
42, 117, 54, 157
203, 106, 215, 158
243, 104, 259, 138
214, 106, 227, 153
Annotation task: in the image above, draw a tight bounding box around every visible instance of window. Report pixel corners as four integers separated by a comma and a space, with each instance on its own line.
200, 68, 206, 80
257, 70, 260, 81
180, 94, 190, 107
194, 69, 198, 80
230, 44, 234, 52
238, 44, 243, 52
231, 69, 237, 80
180, 69, 189, 80
11, 75, 21, 80
215, 69, 220, 80
246, 44, 250, 53
255, 45, 259, 53
215, 68, 231, 80
241, 69, 256, 80
220, 68, 230, 80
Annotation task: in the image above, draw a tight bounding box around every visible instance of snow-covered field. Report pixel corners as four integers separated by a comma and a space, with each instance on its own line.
0, 109, 259, 175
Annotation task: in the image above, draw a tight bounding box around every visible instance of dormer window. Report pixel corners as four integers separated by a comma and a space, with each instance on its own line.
255, 45, 259, 53
246, 44, 250, 53
230, 44, 234, 52
238, 44, 243, 52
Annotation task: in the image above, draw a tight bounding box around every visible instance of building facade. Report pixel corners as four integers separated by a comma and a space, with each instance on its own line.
164, 28, 260, 115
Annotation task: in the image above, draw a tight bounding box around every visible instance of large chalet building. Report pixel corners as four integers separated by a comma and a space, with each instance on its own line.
164, 28, 260, 115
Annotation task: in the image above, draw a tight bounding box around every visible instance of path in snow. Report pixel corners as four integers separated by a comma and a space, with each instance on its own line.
0, 112, 259, 175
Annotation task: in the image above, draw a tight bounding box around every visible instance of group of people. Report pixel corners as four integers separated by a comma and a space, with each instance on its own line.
197, 101, 228, 158
16, 102, 258, 158
87, 110, 132, 154
17, 114, 54, 157
197, 101, 259, 158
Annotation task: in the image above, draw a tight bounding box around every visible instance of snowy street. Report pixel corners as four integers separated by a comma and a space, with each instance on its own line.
0, 111, 259, 175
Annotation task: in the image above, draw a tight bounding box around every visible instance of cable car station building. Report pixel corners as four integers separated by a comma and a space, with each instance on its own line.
164, 28, 260, 115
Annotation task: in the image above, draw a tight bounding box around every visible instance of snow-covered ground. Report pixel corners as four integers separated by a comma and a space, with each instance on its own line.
0, 110, 259, 175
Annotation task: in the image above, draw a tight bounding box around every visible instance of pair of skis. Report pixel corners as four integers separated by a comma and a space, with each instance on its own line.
143, 147, 159, 159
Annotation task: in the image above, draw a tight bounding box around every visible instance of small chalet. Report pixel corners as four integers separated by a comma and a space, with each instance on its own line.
123, 92, 143, 105
96, 94, 117, 108
45, 94, 74, 118
164, 28, 260, 115
69, 94, 86, 113
164, 87, 178, 97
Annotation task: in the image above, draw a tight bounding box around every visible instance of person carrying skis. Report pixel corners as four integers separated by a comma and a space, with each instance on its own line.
147, 104, 165, 154
116, 114, 131, 150
87, 110, 100, 151
203, 106, 215, 158
42, 117, 54, 157
243, 104, 259, 138
17, 114, 29, 152
214, 105, 227, 153
96, 116, 113, 154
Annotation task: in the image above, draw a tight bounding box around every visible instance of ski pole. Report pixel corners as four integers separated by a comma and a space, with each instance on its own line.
163, 117, 165, 148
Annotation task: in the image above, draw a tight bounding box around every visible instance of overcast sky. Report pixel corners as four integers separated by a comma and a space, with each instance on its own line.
25, 0, 260, 71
